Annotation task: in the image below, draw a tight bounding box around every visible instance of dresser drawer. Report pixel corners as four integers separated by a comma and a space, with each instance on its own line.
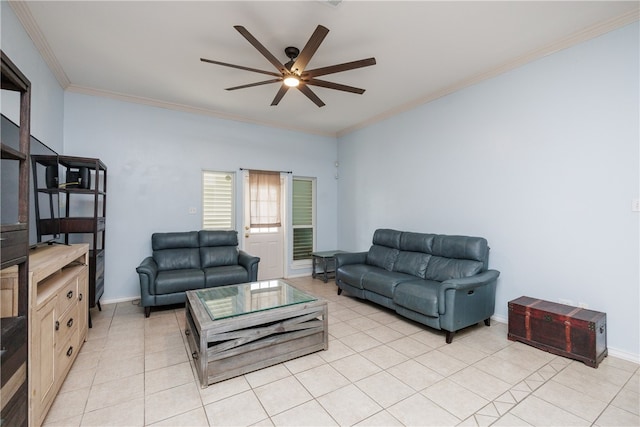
57, 278, 78, 316
56, 328, 79, 380
56, 304, 78, 348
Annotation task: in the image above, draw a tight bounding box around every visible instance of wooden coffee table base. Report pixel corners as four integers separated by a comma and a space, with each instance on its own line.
185, 291, 328, 388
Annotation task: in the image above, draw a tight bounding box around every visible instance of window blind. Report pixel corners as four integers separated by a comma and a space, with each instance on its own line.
292, 178, 314, 260
202, 171, 234, 230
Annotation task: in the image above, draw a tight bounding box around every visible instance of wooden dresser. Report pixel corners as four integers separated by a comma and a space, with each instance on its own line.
27, 244, 88, 425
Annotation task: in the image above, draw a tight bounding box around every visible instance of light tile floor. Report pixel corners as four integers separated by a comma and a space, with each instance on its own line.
44, 276, 639, 426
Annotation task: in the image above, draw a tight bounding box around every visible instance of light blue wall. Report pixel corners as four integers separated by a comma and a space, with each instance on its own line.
337, 22, 640, 359
3, 0, 638, 359
63, 93, 338, 302
0, 2, 64, 151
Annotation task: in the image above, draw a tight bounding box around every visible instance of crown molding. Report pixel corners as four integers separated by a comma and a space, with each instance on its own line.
8, 0, 71, 89
8, 0, 637, 139
66, 85, 337, 138
337, 8, 640, 138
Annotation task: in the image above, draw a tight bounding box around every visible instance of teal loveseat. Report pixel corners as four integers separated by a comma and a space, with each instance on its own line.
136, 230, 260, 317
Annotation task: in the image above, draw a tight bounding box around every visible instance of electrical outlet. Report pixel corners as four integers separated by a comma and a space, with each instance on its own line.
188, 207, 197, 214
578, 302, 589, 309
633, 199, 640, 212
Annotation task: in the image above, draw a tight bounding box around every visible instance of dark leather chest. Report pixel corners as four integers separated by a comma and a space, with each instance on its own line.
508, 296, 607, 368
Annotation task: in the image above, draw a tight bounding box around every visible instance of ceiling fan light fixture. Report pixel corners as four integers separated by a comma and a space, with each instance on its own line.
284, 76, 300, 87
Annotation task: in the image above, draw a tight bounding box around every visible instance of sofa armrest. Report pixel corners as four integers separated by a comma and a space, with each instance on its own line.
335, 251, 368, 268
438, 270, 500, 314
136, 257, 158, 306
238, 250, 260, 282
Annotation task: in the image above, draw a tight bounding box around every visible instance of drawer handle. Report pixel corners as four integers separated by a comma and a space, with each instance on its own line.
185, 329, 190, 336
55, 321, 60, 331
192, 351, 198, 360
79, 293, 83, 301
544, 314, 553, 322
67, 318, 74, 328
67, 290, 74, 299
66, 346, 73, 357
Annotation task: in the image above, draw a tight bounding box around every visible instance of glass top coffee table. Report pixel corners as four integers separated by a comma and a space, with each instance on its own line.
184, 280, 328, 387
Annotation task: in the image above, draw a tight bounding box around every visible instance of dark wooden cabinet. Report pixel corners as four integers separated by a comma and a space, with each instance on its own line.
1, 50, 31, 427
31, 155, 107, 318
508, 296, 607, 368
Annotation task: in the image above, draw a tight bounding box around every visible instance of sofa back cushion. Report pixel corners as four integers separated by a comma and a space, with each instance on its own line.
431, 235, 489, 266
201, 247, 239, 268
154, 249, 201, 271
393, 252, 431, 278
425, 257, 484, 281
366, 245, 399, 271
152, 231, 199, 251
372, 229, 402, 249
399, 232, 435, 253
424, 235, 488, 281
152, 231, 201, 271
198, 230, 239, 268
199, 230, 238, 247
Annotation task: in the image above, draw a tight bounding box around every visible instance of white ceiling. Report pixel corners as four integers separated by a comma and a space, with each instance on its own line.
11, 1, 639, 137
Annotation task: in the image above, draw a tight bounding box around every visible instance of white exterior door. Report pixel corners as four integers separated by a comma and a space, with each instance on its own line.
244, 229, 283, 280
242, 171, 285, 280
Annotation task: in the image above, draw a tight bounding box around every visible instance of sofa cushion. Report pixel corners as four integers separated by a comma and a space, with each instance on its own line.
204, 265, 249, 287
393, 280, 441, 317
199, 230, 238, 247
399, 232, 435, 253
393, 251, 431, 278
366, 245, 399, 271
336, 264, 374, 290
425, 256, 483, 282
431, 235, 489, 265
155, 269, 205, 294
200, 246, 238, 268
362, 270, 415, 298
372, 229, 402, 249
152, 231, 199, 250
154, 248, 201, 271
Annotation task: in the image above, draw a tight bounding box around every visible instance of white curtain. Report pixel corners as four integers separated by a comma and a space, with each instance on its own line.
249, 170, 281, 227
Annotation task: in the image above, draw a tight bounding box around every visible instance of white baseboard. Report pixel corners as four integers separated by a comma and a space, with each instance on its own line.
490, 315, 639, 364
95, 296, 140, 306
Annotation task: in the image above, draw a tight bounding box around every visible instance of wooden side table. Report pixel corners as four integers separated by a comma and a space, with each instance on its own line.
311, 250, 345, 283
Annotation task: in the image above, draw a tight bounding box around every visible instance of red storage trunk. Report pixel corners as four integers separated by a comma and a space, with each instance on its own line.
508, 296, 607, 368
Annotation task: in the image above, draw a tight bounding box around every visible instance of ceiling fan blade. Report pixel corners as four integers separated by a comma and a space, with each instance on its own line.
271, 85, 289, 106
302, 57, 376, 78
234, 26, 288, 74
226, 79, 282, 91
291, 25, 329, 73
297, 85, 325, 107
305, 78, 366, 94
200, 58, 281, 77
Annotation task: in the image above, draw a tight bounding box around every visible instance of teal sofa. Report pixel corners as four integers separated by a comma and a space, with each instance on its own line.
335, 229, 500, 343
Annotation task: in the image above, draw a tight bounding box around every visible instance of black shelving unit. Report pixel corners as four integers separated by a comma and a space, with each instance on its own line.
1, 50, 31, 427
32, 155, 107, 316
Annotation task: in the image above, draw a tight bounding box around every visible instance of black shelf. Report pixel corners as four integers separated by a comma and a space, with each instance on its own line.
31, 154, 107, 311
0, 50, 30, 427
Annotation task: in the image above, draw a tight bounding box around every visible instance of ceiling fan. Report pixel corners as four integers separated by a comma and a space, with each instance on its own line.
201, 25, 376, 107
